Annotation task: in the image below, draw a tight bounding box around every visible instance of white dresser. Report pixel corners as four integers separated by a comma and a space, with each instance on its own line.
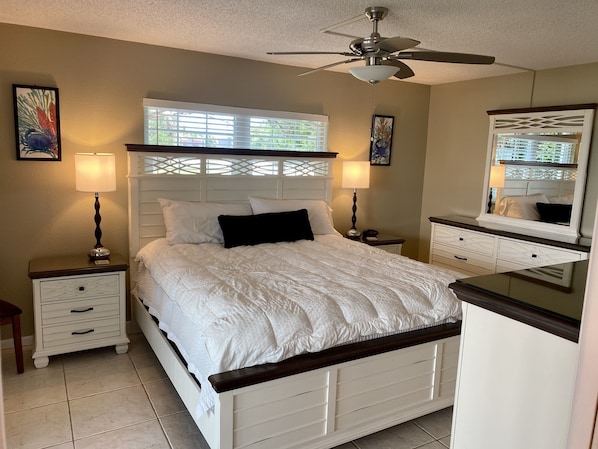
29, 254, 130, 368
449, 259, 588, 449
429, 216, 590, 276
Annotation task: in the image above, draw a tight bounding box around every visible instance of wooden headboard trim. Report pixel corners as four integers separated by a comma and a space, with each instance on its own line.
125, 143, 338, 159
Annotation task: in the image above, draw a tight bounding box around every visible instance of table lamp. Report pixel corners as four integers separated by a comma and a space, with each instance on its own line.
342, 161, 370, 237
75, 153, 116, 260
487, 163, 506, 213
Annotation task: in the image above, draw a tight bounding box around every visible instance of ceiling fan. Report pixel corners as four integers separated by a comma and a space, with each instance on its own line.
267, 6, 495, 84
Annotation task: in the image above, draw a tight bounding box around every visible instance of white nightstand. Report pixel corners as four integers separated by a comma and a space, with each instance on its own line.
28, 254, 130, 368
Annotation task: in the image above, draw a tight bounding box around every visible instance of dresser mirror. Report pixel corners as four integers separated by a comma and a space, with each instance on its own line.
477, 104, 596, 243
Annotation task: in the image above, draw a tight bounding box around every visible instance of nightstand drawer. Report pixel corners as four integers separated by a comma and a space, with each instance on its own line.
41, 317, 122, 349
433, 224, 496, 257
377, 243, 402, 255
40, 274, 120, 302
41, 296, 120, 326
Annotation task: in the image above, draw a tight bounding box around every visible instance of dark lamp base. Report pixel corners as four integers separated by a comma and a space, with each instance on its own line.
347, 228, 361, 237
88, 247, 111, 261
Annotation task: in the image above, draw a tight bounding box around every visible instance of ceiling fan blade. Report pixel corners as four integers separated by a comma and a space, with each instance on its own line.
268, 51, 355, 56
383, 60, 415, 79
375, 36, 420, 53
298, 58, 363, 77
397, 51, 495, 64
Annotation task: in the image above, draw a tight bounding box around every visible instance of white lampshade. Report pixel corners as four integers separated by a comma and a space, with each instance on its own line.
342, 161, 370, 189
489, 164, 506, 188
349, 65, 398, 84
75, 153, 116, 193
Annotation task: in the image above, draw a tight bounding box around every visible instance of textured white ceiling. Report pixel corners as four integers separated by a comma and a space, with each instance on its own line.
2, 0, 598, 85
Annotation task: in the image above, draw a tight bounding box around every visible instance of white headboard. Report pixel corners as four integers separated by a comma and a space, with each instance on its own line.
501, 179, 575, 198
127, 144, 337, 260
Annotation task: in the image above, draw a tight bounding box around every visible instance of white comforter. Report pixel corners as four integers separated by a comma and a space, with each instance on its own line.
135, 235, 462, 375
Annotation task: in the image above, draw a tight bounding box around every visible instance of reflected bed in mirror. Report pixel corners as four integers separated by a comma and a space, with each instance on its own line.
478, 104, 596, 243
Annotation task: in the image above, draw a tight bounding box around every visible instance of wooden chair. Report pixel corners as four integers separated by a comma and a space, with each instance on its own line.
0, 299, 24, 374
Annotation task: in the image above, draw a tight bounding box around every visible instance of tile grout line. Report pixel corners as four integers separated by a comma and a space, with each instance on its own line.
132, 351, 176, 449
68, 351, 161, 445
64, 360, 76, 448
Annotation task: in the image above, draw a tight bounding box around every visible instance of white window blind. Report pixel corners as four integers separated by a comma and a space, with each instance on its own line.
495, 133, 578, 165
144, 99, 328, 152
494, 133, 580, 181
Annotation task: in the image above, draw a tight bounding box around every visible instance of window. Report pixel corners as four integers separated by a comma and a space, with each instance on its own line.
493, 132, 580, 181
144, 99, 328, 152
494, 133, 578, 165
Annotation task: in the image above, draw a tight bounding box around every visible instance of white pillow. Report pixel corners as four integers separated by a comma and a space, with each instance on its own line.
158, 198, 252, 244
548, 194, 574, 205
248, 197, 339, 235
496, 193, 548, 220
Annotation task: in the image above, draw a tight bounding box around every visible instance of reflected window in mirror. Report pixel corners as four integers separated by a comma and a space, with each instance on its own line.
478, 104, 596, 243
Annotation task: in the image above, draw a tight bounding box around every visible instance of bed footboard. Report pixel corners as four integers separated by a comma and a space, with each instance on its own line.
133, 295, 459, 449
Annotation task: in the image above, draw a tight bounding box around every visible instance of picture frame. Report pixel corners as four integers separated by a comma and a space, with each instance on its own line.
13, 84, 62, 161
370, 114, 394, 166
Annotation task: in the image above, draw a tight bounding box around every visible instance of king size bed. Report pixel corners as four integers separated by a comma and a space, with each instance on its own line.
127, 144, 462, 449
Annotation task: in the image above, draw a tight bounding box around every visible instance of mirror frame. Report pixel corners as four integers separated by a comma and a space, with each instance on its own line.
477, 104, 596, 243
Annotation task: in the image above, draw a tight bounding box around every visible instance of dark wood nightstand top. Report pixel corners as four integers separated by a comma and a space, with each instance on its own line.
28, 253, 128, 279
361, 234, 405, 247
346, 234, 405, 246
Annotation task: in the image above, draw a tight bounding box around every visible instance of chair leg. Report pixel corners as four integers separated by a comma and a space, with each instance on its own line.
12, 315, 24, 374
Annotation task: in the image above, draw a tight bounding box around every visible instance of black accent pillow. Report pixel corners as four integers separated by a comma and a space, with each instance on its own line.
218, 209, 314, 248
536, 202, 572, 223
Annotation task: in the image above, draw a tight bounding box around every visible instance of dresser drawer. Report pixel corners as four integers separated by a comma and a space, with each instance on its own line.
431, 243, 496, 276
41, 317, 122, 349
41, 296, 120, 326
497, 239, 583, 269
39, 274, 120, 302
433, 224, 496, 257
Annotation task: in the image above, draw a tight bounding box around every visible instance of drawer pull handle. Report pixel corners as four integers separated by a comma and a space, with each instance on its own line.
71, 307, 94, 314
454, 255, 468, 261
531, 254, 538, 258
72, 329, 94, 335
78, 286, 85, 292
459, 237, 464, 241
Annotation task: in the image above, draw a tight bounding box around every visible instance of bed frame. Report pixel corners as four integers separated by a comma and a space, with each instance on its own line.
127, 145, 461, 449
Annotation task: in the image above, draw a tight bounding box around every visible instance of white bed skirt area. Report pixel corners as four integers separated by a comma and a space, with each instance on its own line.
133, 294, 460, 449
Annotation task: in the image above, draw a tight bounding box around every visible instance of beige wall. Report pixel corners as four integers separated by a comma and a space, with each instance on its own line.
0, 23, 431, 338
419, 64, 598, 261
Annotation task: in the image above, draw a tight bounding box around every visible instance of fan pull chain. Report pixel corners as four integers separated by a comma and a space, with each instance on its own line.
370, 84, 376, 148
372, 83, 376, 115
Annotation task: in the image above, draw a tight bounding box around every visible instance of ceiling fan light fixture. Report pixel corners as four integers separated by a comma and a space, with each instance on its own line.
349, 65, 398, 84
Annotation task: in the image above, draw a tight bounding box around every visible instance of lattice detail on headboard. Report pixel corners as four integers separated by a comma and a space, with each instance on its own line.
135, 154, 330, 177
505, 166, 577, 182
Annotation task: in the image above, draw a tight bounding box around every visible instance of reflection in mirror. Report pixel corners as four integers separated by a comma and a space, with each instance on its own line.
478, 105, 596, 242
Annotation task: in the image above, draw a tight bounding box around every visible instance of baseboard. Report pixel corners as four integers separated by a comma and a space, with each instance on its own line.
1, 335, 33, 350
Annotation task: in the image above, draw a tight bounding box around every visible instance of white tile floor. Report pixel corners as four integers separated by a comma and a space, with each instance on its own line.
2, 332, 453, 449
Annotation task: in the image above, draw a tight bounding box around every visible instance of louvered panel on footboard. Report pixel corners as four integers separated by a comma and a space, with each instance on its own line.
233, 372, 329, 449
438, 337, 460, 398
335, 342, 437, 430
216, 336, 459, 449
